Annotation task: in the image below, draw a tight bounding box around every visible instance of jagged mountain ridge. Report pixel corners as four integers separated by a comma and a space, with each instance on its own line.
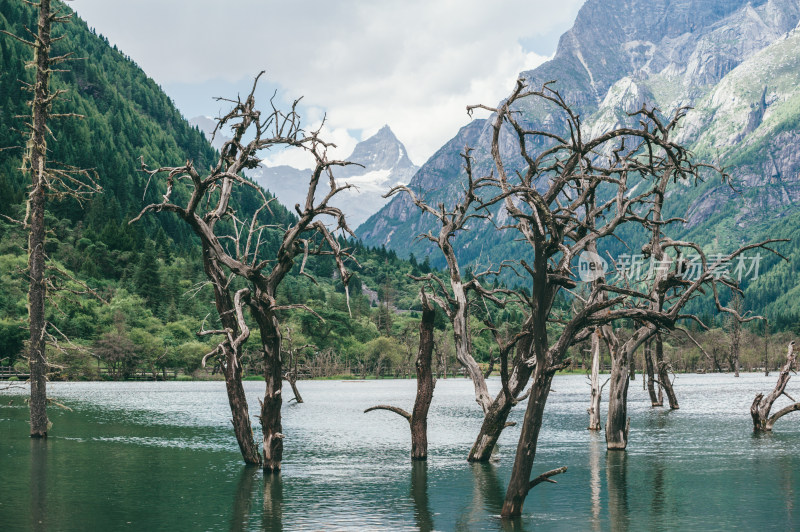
358, 0, 800, 263
248, 125, 418, 229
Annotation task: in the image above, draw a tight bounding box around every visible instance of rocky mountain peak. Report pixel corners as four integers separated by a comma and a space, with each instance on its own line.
338, 125, 415, 179
251, 125, 419, 229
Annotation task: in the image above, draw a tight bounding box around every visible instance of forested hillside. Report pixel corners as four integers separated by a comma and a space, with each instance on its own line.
0, 0, 475, 379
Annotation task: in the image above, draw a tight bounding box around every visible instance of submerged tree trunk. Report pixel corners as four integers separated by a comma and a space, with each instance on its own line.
410, 297, 436, 459
644, 340, 662, 407
751, 342, 799, 431
588, 330, 602, 431
655, 333, 678, 409
204, 253, 261, 465
467, 394, 514, 462
605, 342, 630, 450
224, 364, 262, 465
365, 294, 436, 460
467, 333, 534, 462
285, 375, 303, 404
27, 0, 54, 439
604, 327, 653, 450
255, 303, 284, 473
466, 366, 529, 462
500, 369, 566, 517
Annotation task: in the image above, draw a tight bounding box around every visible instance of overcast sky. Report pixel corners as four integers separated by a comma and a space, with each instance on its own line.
69, 0, 584, 168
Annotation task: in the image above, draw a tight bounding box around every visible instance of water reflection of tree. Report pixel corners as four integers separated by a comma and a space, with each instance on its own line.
588, 434, 603, 531
456, 463, 502, 529
606, 451, 630, 532
262, 473, 283, 532
457, 464, 529, 532
229, 466, 283, 532
645, 412, 669, 523
410, 461, 434, 531
229, 466, 258, 532
780, 454, 794, 523
30, 439, 47, 532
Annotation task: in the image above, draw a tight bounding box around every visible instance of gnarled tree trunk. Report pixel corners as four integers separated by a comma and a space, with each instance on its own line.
467, 331, 534, 462
204, 253, 261, 465
254, 301, 284, 473
605, 341, 630, 450
365, 293, 436, 460
644, 339, 662, 406
751, 342, 799, 432
410, 298, 436, 459
285, 374, 303, 404
605, 327, 654, 450
628, 344, 636, 381
654, 333, 679, 409
500, 368, 566, 517
452, 299, 491, 411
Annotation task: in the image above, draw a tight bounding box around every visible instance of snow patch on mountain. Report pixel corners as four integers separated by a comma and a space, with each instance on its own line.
250, 126, 418, 229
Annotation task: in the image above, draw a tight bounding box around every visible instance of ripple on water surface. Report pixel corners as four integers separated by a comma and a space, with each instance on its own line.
2, 375, 800, 530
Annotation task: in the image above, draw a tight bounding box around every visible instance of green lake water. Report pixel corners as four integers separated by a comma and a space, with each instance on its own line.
1, 374, 799, 531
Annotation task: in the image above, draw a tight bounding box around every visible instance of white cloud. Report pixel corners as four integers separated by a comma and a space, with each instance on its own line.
70, 0, 583, 165
259, 122, 360, 170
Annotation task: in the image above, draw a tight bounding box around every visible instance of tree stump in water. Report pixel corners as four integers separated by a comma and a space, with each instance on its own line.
751, 342, 800, 432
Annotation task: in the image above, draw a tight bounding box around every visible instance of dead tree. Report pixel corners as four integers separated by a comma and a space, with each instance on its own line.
132, 73, 355, 471
282, 327, 310, 404
583, 247, 608, 432
587, 329, 603, 430
385, 153, 505, 413
22, 0, 54, 440
751, 341, 800, 431
2, 0, 98, 437
467, 311, 533, 462
365, 291, 436, 460
387, 150, 535, 463
654, 333, 678, 409
643, 338, 662, 406
467, 79, 784, 517
603, 326, 660, 449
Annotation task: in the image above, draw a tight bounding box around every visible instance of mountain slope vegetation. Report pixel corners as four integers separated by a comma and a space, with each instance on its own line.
0, 0, 458, 378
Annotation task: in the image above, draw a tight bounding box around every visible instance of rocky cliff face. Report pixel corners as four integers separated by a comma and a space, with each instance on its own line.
357, 0, 800, 265
357, 119, 486, 248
